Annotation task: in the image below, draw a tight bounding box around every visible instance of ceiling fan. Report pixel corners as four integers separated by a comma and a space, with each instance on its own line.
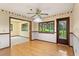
27, 8, 48, 18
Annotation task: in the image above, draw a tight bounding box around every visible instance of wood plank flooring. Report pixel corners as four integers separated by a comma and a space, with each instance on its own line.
0, 40, 74, 56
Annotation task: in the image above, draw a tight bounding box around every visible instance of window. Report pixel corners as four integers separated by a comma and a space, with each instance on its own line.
21, 23, 28, 31
39, 21, 54, 33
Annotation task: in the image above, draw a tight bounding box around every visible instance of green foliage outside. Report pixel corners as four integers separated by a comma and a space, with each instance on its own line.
39, 22, 54, 33
59, 22, 67, 39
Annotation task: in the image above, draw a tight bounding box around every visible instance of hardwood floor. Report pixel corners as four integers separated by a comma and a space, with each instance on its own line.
0, 40, 74, 56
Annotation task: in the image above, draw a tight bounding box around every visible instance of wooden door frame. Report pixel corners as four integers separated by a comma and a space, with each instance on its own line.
9, 17, 32, 47
56, 17, 70, 46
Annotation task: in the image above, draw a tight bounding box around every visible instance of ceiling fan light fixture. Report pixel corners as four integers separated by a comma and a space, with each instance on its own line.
33, 17, 42, 23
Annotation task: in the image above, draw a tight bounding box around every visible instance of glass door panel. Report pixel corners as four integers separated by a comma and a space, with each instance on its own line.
58, 21, 67, 39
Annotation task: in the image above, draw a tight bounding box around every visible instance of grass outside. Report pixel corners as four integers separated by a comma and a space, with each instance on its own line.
40, 28, 53, 32
59, 30, 67, 39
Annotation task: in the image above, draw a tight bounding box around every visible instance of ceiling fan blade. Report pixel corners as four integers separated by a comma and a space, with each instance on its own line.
27, 13, 35, 14
40, 13, 48, 15
31, 14, 37, 21
31, 14, 36, 18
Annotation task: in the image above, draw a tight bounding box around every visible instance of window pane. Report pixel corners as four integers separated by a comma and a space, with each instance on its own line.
39, 21, 54, 33
58, 21, 67, 39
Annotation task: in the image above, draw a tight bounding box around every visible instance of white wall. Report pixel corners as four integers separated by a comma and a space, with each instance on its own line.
32, 32, 39, 39
32, 32, 56, 43
0, 13, 9, 33
72, 4, 79, 56
0, 34, 9, 48
38, 33, 56, 42
72, 34, 79, 56
72, 4, 79, 37
0, 13, 9, 48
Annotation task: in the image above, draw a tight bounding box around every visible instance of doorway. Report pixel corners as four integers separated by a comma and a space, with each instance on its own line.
56, 17, 70, 45
9, 17, 32, 47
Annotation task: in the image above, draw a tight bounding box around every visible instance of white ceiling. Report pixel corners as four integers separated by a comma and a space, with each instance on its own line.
0, 3, 74, 18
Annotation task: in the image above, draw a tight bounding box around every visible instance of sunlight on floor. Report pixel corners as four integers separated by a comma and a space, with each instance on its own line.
58, 50, 67, 56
